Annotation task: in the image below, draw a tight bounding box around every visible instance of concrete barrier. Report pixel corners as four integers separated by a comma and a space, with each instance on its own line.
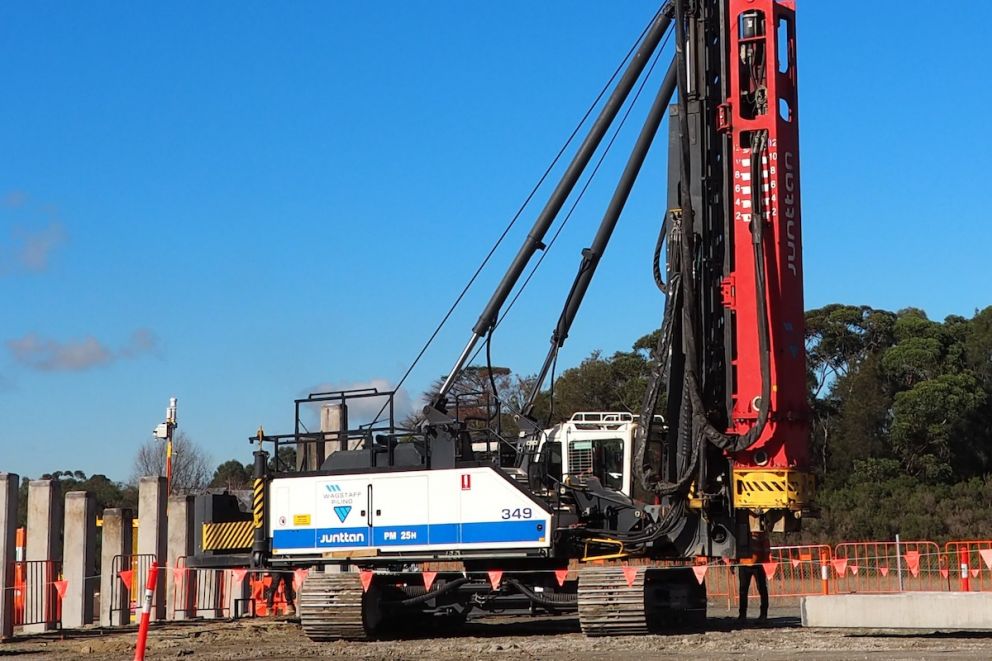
802, 592, 992, 629
62, 491, 97, 627
138, 477, 167, 620
0, 474, 18, 641
24, 480, 63, 633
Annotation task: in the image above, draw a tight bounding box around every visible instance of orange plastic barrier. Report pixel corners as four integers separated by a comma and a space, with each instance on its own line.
944, 540, 992, 592
832, 541, 946, 593
10, 559, 62, 627
768, 544, 832, 598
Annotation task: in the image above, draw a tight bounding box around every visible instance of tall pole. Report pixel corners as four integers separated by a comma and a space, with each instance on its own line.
165, 427, 173, 496
433, 8, 674, 405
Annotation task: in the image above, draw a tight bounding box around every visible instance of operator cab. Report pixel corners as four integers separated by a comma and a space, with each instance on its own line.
534, 412, 636, 495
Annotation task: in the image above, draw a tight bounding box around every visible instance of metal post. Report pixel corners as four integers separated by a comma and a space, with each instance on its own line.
523, 59, 678, 416
251, 428, 269, 568
960, 547, 971, 592
435, 10, 674, 402
895, 534, 904, 592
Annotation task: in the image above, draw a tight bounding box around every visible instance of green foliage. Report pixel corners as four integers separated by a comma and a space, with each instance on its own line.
15, 471, 137, 528
210, 459, 253, 490
803, 304, 992, 541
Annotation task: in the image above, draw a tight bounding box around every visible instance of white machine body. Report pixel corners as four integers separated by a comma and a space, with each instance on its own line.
268, 465, 551, 556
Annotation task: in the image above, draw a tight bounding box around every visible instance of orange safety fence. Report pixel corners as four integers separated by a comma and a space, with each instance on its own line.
767, 544, 832, 599
10, 560, 63, 628
832, 541, 946, 593
944, 540, 992, 592
171, 558, 295, 619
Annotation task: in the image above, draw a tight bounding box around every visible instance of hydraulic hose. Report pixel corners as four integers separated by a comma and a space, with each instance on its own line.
507, 579, 577, 611
394, 577, 470, 607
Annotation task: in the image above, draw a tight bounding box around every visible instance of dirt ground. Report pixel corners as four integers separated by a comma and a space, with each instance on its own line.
8, 608, 992, 660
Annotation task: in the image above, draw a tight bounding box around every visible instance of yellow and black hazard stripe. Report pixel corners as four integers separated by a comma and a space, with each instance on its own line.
202, 520, 254, 551
252, 478, 264, 529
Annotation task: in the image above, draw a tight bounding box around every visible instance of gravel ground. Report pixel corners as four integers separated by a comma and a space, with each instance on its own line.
7, 608, 992, 660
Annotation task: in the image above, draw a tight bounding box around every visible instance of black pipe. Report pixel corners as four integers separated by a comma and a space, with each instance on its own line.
250, 432, 269, 567
434, 8, 674, 403
521, 59, 678, 419
393, 577, 471, 607
506, 579, 577, 611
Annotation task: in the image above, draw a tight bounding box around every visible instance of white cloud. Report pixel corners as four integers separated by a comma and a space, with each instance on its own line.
304, 378, 414, 428
6, 328, 160, 372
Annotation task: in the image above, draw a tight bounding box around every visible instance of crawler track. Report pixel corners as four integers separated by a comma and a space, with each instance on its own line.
298, 572, 370, 641
577, 566, 649, 636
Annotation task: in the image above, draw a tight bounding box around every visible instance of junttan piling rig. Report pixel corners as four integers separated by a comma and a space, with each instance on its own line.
191, 0, 812, 638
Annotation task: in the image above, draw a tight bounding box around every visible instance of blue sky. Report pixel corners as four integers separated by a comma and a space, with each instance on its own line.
2, 1, 990, 482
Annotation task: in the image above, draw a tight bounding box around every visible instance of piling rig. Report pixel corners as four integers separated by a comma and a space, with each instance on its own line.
191, 0, 813, 638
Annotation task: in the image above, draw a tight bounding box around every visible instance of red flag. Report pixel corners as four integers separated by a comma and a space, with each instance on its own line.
232, 568, 248, 585
423, 571, 437, 591
831, 559, 848, 577
849, 565, 859, 576
554, 569, 568, 587
723, 557, 734, 566
622, 566, 638, 587
791, 558, 801, 569
293, 568, 309, 591
53, 580, 68, 600
118, 569, 134, 588
980, 549, 992, 570
691, 565, 708, 585
359, 570, 374, 593
487, 570, 503, 590
971, 568, 980, 578
761, 562, 778, 580
879, 566, 890, 577
904, 551, 920, 577
940, 568, 950, 579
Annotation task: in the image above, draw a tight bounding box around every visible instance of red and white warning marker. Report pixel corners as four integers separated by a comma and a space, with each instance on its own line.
133, 562, 159, 661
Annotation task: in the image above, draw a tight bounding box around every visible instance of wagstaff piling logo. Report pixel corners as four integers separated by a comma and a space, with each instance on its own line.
322, 483, 361, 523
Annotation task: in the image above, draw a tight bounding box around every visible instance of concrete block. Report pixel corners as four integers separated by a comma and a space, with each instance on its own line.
61, 491, 97, 628
137, 476, 167, 620
0, 474, 19, 641
166, 495, 194, 620
24, 479, 63, 633
802, 592, 992, 629
99, 508, 134, 627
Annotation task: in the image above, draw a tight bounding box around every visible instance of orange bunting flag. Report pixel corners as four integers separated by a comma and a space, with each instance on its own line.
723, 557, 734, 566
849, 565, 859, 576
423, 571, 438, 591
971, 568, 980, 578
622, 566, 638, 588
791, 558, 801, 569
762, 562, 778, 580
118, 569, 134, 588
293, 568, 309, 591
53, 580, 68, 600
903, 551, 920, 577
879, 566, 890, 577
831, 559, 848, 577
359, 570, 374, 593
487, 570, 503, 590
232, 568, 248, 585
940, 568, 949, 579
692, 565, 708, 585
554, 569, 569, 588
980, 549, 992, 570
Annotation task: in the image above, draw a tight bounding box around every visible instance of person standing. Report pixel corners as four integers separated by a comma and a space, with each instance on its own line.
738, 530, 770, 622
266, 571, 296, 616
